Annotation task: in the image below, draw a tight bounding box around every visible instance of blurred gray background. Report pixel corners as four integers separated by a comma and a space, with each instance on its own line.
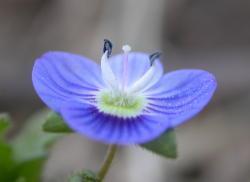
1, 0, 250, 181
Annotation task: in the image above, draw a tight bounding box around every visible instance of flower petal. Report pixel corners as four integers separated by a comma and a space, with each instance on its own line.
145, 69, 217, 127
32, 51, 104, 112
61, 100, 171, 145
108, 52, 163, 90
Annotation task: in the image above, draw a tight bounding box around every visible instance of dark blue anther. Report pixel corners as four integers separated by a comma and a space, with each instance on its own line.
149, 52, 161, 66
103, 39, 113, 58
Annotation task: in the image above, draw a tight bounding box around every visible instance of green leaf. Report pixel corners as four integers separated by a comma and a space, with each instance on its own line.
15, 177, 26, 182
0, 113, 11, 136
0, 141, 16, 182
141, 129, 177, 159
43, 112, 72, 133
11, 109, 61, 163
9, 110, 62, 181
0, 114, 14, 180
0, 110, 62, 182
69, 170, 100, 182
14, 157, 45, 182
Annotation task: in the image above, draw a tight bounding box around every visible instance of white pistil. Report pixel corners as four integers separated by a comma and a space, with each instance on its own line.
101, 51, 119, 90
126, 62, 157, 94
122, 45, 131, 91
122, 45, 131, 53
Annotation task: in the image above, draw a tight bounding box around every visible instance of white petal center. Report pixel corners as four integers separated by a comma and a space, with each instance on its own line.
99, 44, 159, 118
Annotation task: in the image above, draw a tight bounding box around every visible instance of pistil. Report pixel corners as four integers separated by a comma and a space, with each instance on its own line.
122, 45, 131, 91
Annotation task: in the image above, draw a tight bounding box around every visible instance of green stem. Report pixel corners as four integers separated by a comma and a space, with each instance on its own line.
97, 145, 117, 181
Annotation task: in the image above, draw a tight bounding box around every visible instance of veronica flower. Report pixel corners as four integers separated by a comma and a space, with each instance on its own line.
32, 40, 217, 145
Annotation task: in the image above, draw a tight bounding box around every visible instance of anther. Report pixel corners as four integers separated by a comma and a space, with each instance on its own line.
149, 52, 161, 66
103, 39, 113, 58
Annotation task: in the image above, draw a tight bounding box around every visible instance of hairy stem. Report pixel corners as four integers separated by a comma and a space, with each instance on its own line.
97, 145, 117, 181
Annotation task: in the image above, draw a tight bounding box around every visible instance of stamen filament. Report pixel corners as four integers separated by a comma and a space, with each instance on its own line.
127, 64, 157, 94
101, 51, 119, 90
126, 52, 161, 94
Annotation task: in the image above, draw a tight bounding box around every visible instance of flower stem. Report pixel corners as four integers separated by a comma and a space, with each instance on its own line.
97, 145, 117, 181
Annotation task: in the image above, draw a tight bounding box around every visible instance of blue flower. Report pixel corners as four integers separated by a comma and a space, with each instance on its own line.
32, 40, 217, 145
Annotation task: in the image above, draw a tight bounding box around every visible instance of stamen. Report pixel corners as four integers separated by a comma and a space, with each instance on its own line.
149, 52, 161, 66
127, 66, 156, 94
103, 39, 113, 58
127, 53, 160, 94
101, 40, 119, 90
122, 44, 131, 91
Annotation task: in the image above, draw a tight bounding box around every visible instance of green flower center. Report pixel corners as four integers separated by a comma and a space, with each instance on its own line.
96, 90, 147, 118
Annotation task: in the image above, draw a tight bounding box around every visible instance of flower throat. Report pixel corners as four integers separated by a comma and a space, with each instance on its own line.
97, 39, 160, 118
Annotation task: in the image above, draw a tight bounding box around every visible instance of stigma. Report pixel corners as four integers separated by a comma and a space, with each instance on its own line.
122, 45, 131, 53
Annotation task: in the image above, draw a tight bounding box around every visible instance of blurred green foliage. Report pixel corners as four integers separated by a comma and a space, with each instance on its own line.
69, 170, 100, 182
1, 108, 178, 182
0, 110, 60, 182
0, 113, 11, 135
141, 129, 177, 159
43, 112, 72, 133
